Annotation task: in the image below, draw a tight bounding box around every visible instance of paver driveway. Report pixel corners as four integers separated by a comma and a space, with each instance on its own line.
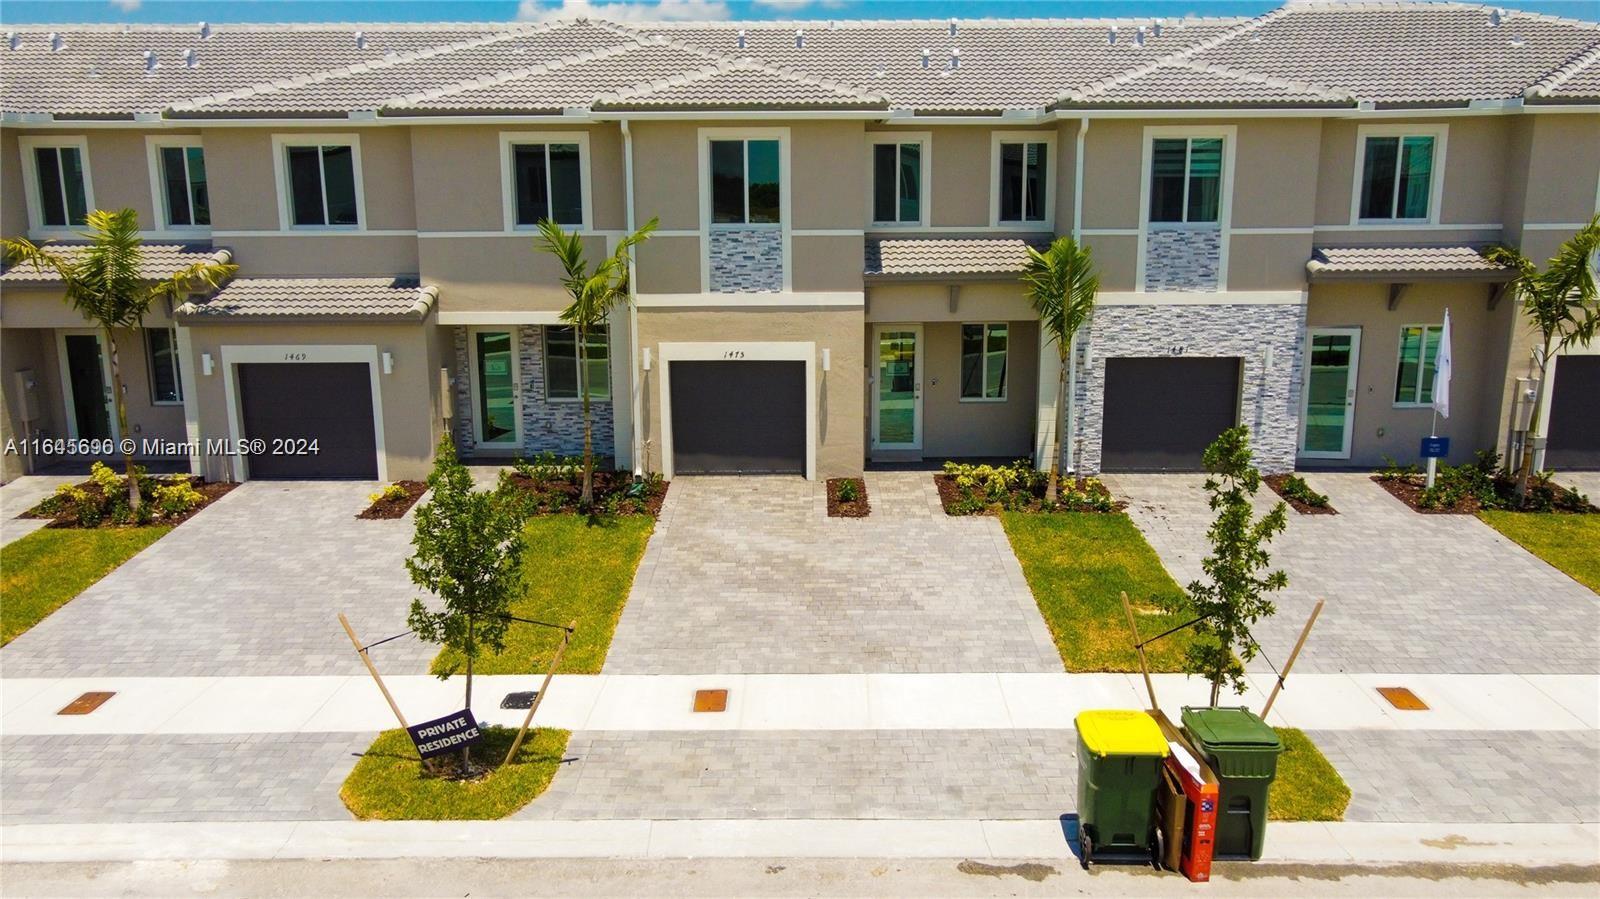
603, 473, 1060, 674
1104, 472, 1599, 674
0, 481, 432, 678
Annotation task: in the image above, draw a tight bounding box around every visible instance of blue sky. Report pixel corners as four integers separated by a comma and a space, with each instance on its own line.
3, 0, 1596, 24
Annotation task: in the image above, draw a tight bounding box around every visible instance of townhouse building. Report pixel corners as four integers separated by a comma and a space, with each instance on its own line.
2, 3, 1597, 484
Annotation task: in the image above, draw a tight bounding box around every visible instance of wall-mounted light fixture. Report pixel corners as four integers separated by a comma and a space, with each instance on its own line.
382, 352, 394, 375
643, 347, 652, 371
822, 348, 831, 372
201, 353, 214, 376
1263, 346, 1274, 369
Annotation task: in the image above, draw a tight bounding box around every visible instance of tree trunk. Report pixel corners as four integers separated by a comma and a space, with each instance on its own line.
578, 324, 595, 508
461, 615, 475, 772
1515, 335, 1555, 506
1046, 358, 1068, 504
1208, 676, 1221, 708
106, 327, 141, 511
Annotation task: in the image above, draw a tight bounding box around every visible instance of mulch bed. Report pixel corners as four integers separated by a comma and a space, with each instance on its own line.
357, 480, 428, 520
500, 470, 669, 518
934, 474, 1123, 516
23, 477, 236, 528
826, 477, 870, 518
1264, 474, 1338, 516
1371, 475, 1479, 514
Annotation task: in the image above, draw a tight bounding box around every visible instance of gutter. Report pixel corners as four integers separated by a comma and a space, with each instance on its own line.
1063, 116, 1087, 475
621, 118, 644, 477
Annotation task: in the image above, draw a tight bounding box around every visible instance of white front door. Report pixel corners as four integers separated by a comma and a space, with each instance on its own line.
1299, 327, 1361, 459
871, 324, 922, 451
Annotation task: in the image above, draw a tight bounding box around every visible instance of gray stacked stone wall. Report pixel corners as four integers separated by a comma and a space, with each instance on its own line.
450, 325, 614, 460
1144, 228, 1222, 292
1073, 303, 1304, 475
709, 227, 783, 293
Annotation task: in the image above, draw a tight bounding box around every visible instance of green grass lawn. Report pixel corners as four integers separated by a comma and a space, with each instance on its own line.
432, 515, 654, 676
1478, 511, 1600, 595
1, 526, 171, 645
1001, 512, 1193, 672
1269, 728, 1351, 821
341, 726, 570, 820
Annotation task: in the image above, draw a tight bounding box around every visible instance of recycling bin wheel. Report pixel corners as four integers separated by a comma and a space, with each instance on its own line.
1081, 833, 1094, 870
1152, 825, 1165, 870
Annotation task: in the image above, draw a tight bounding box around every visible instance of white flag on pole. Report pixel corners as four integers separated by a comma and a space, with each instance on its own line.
1432, 307, 1452, 419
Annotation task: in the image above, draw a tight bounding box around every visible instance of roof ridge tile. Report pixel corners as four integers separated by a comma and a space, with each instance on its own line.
1526, 39, 1600, 96
385, 41, 640, 108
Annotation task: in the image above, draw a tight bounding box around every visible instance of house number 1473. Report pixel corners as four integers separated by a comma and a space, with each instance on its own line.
722, 350, 746, 359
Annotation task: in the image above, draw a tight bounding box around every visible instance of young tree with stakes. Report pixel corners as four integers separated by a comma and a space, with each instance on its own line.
1162, 426, 1290, 706
1022, 236, 1099, 504
534, 217, 658, 508
1485, 215, 1600, 503
406, 435, 525, 773
2, 209, 236, 510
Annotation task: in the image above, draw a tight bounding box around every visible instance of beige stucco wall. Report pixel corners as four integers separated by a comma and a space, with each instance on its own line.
1306, 280, 1514, 467
0, 327, 59, 478
1, 128, 28, 238
634, 235, 702, 295
905, 319, 1039, 459
1520, 114, 1600, 227
866, 281, 1035, 323
792, 235, 864, 293
421, 234, 607, 313
409, 124, 626, 232
1227, 233, 1315, 292
184, 318, 442, 482
634, 307, 865, 478
1314, 116, 1509, 228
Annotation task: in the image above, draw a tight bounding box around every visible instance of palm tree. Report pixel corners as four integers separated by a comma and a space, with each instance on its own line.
1486, 215, 1600, 502
1022, 236, 1100, 504
3, 208, 237, 509
535, 217, 657, 508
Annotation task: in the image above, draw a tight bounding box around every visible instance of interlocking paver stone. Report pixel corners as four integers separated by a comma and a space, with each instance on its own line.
0, 482, 432, 677
603, 475, 1060, 674
1103, 473, 1599, 674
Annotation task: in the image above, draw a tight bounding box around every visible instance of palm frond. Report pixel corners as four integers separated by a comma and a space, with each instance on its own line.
1022, 236, 1100, 358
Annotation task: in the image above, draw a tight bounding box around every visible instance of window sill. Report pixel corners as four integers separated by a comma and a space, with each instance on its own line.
285, 225, 363, 233
870, 220, 926, 229
994, 220, 1053, 231
1392, 402, 1435, 409
709, 223, 783, 231
958, 396, 1008, 404
1146, 222, 1222, 231
545, 396, 611, 405
150, 400, 185, 407
512, 222, 585, 231
1354, 218, 1435, 227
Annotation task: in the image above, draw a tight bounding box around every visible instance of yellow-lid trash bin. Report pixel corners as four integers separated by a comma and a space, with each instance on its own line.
1074, 710, 1170, 869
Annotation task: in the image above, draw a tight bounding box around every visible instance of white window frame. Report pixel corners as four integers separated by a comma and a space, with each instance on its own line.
1393, 322, 1445, 408
18, 135, 94, 237
499, 131, 592, 233
697, 127, 792, 293
270, 133, 366, 232
145, 135, 209, 236
1136, 125, 1237, 291
989, 131, 1056, 231
1143, 134, 1228, 228
1350, 124, 1448, 226
466, 326, 523, 452
958, 322, 1009, 403
867, 132, 931, 228
145, 326, 184, 405
543, 324, 611, 404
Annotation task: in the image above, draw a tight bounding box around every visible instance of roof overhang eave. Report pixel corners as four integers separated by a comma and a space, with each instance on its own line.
1305, 268, 1517, 283
863, 271, 1027, 284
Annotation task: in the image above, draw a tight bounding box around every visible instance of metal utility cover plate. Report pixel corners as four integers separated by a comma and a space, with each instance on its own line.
58, 692, 116, 715
1376, 687, 1429, 711
693, 689, 728, 713
500, 691, 538, 710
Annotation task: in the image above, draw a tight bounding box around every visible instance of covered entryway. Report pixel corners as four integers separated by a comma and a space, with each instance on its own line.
1101, 357, 1240, 472
237, 362, 378, 479
1547, 355, 1599, 470
668, 360, 805, 475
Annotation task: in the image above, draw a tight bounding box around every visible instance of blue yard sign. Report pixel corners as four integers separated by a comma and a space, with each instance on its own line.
1420, 436, 1450, 459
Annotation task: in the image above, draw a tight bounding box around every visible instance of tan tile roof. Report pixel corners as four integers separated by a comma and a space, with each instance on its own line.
595, 58, 887, 110
0, 242, 231, 282
1526, 43, 1600, 101
174, 277, 437, 321
1306, 245, 1515, 279
1061, 61, 1354, 107
865, 237, 1049, 278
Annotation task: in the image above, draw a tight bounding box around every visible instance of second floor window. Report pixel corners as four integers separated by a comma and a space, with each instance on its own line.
998, 142, 1047, 223
33, 145, 89, 227
146, 327, 183, 404
710, 139, 780, 225
1360, 134, 1435, 221
545, 325, 610, 402
1149, 137, 1222, 225
286, 144, 358, 227
159, 145, 209, 228
872, 142, 921, 224
512, 143, 583, 226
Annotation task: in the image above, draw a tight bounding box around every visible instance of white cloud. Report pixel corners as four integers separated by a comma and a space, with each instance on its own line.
752, 0, 845, 11
517, 0, 731, 23
109, 0, 142, 10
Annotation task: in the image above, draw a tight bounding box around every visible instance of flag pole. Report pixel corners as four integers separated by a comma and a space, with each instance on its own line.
1425, 408, 1439, 489
1425, 308, 1452, 490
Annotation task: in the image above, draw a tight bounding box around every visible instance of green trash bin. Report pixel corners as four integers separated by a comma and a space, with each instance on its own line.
1180, 706, 1283, 860
1074, 710, 1170, 868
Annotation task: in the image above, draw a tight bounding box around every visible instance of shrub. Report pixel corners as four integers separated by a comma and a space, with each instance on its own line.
1375, 456, 1421, 480
837, 479, 860, 502
370, 482, 409, 504
153, 481, 205, 516
1279, 475, 1330, 508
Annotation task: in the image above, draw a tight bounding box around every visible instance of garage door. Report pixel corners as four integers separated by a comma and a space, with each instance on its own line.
1547, 355, 1600, 470
1102, 357, 1240, 472
238, 362, 378, 479
669, 361, 805, 475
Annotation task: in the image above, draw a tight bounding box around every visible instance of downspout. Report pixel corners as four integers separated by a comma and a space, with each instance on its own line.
622, 118, 645, 476
1065, 115, 1089, 474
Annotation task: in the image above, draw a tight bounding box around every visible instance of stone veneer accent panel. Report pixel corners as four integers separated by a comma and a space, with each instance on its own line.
1072, 303, 1304, 475
1144, 228, 1222, 292
451, 325, 613, 459
709, 227, 783, 293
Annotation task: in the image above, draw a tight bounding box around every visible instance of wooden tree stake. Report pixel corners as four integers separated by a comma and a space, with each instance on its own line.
339, 612, 409, 730
1121, 591, 1160, 711
503, 620, 577, 767
1260, 599, 1324, 720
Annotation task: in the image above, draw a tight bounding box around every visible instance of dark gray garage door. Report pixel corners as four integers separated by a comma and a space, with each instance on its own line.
1102, 357, 1240, 472
669, 360, 805, 475
1547, 355, 1599, 470
238, 362, 378, 479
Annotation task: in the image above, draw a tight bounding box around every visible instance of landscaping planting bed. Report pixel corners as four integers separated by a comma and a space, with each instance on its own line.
936, 460, 1122, 516
1373, 453, 1595, 515
341, 726, 570, 820
357, 480, 427, 519
1269, 728, 1351, 822
1264, 474, 1337, 515
23, 463, 234, 528
826, 477, 870, 517
497, 455, 668, 518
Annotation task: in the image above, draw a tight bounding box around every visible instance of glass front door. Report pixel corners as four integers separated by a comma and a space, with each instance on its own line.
1300, 328, 1360, 458
873, 325, 921, 450
63, 332, 113, 441
473, 330, 518, 448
